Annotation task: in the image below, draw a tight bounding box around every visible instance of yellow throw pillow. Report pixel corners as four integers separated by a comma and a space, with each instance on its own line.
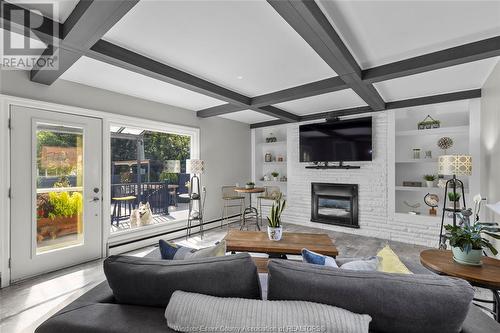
376, 245, 412, 274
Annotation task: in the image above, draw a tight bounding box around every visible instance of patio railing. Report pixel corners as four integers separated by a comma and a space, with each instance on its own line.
111, 182, 170, 215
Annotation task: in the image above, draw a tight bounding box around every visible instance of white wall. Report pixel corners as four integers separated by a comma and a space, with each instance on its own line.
0, 70, 251, 226
481, 60, 500, 256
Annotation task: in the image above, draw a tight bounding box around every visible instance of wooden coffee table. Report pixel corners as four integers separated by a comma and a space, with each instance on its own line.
224, 229, 338, 272
420, 249, 500, 322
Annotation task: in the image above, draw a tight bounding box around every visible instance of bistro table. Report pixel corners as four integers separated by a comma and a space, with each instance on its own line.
420, 249, 500, 322
234, 187, 265, 231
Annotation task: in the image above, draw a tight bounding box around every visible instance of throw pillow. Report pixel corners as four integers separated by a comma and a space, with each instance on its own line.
376, 245, 412, 274
166, 290, 372, 333
159, 239, 226, 260
340, 256, 379, 271
301, 248, 338, 267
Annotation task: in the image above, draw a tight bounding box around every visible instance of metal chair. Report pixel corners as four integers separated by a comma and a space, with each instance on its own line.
221, 186, 245, 228
257, 186, 282, 227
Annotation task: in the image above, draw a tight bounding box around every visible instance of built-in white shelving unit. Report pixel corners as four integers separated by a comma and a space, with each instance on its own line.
251, 126, 287, 195
392, 101, 480, 219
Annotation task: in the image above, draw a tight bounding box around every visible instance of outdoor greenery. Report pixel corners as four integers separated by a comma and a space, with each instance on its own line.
111, 131, 191, 183
37, 192, 83, 219
445, 209, 500, 255
267, 193, 286, 228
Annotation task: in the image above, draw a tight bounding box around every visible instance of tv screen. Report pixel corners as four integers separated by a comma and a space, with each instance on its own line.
299, 117, 372, 162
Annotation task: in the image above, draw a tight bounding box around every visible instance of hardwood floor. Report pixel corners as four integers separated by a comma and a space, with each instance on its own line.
0, 222, 490, 332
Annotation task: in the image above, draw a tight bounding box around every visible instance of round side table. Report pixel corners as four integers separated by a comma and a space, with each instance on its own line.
234, 187, 265, 231
420, 249, 500, 322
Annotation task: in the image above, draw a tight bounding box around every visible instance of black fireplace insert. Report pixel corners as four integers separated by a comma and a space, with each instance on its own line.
311, 183, 359, 228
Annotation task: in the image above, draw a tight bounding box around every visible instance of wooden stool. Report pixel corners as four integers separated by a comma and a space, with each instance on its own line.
111, 196, 136, 226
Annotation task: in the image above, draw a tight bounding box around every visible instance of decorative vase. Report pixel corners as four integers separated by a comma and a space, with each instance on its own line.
452, 246, 482, 266
426, 181, 434, 188
267, 226, 283, 241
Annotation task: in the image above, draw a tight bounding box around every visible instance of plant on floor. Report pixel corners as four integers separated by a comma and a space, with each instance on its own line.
445, 209, 500, 265
448, 192, 461, 202
423, 174, 436, 181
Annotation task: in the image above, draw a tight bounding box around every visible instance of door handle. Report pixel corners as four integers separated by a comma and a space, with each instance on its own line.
90, 197, 100, 202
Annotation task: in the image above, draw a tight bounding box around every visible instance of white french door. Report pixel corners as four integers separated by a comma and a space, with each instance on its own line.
10, 105, 102, 282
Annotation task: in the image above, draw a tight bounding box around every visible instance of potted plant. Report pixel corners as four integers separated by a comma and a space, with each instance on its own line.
423, 174, 436, 188
448, 192, 461, 208
271, 171, 279, 182
444, 209, 500, 265
245, 181, 255, 189
267, 193, 286, 241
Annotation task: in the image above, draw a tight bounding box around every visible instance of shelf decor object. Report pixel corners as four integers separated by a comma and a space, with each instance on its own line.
437, 137, 454, 154
438, 155, 472, 249
186, 159, 205, 239
418, 115, 440, 130
424, 193, 439, 216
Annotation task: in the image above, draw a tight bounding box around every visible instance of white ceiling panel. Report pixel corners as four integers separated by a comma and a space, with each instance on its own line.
103, 0, 336, 97
274, 89, 367, 115
318, 0, 500, 68
219, 110, 277, 124
60, 56, 226, 111
8, 0, 79, 23
374, 58, 499, 102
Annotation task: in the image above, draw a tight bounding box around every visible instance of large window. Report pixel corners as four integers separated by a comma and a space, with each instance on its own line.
109, 124, 195, 234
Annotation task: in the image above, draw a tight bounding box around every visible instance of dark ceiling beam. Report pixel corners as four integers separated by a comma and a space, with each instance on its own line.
250, 89, 482, 128
385, 89, 481, 110
363, 36, 500, 83
89, 40, 299, 122
88, 40, 251, 106
31, 0, 139, 85
267, 0, 385, 111
197, 76, 346, 118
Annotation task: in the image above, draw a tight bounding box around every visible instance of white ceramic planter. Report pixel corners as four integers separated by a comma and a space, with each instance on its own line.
267, 226, 283, 241
245, 185, 254, 189
426, 181, 434, 188
452, 246, 482, 266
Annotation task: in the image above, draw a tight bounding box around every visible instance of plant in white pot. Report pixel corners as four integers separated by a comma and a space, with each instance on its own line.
444, 209, 500, 266
423, 174, 436, 188
245, 181, 255, 189
267, 193, 286, 241
271, 171, 279, 182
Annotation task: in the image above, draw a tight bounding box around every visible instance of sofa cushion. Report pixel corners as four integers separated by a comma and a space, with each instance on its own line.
35, 302, 170, 333
166, 290, 372, 333
158, 239, 226, 260
267, 259, 474, 333
104, 253, 261, 307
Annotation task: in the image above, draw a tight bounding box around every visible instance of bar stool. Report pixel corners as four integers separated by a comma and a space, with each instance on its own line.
257, 186, 282, 227
221, 186, 245, 228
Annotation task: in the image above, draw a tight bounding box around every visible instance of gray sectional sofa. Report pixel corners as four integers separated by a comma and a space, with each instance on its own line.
35, 253, 500, 333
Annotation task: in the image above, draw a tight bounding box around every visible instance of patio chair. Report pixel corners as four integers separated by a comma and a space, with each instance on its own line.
220, 186, 245, 228
111, 184, 137, 227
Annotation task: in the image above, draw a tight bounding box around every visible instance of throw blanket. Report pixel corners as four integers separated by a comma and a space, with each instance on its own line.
166, 291, 371, 333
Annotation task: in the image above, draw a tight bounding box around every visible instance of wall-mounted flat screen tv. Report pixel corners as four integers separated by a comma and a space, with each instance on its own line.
299, 117, 372, 162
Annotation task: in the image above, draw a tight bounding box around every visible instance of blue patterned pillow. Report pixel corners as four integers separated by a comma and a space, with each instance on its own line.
159, 239, 226, 260
301, 248, 338, 267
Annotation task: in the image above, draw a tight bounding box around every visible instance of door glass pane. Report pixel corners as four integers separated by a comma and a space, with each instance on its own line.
110, 125, 191, 233
36, 125, 84, 254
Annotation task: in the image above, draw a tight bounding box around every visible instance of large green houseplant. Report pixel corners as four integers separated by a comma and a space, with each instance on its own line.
267, 193, 286, 241
444, 208, 500, 265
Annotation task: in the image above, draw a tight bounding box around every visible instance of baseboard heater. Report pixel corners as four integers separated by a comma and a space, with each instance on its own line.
305, 165, 360, 169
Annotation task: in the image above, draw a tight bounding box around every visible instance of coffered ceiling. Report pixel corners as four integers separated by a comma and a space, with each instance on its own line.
2, 0, 500, 126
